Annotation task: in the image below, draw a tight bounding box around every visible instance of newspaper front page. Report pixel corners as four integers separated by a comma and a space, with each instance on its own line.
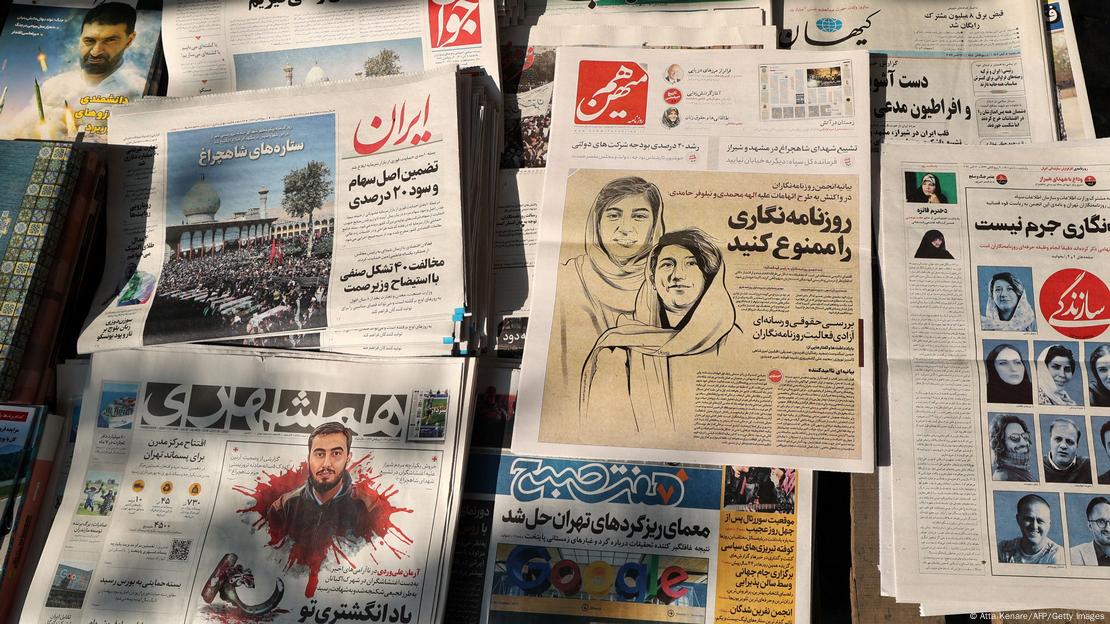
493, 23, 777, 355
882, 142, 1110, 608
1043, 0, 1095, 141
22, 347, 475, 623
77, 68, 471, 353
162, 0, 500, 95
472, 452, 812, 624
0, 0, 162, 141
513, 46, 874, 472
782, 0, 1057, 147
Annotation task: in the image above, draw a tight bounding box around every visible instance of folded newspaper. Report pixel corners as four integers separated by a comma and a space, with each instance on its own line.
77, 66, 500, 355
22, 346, 476, 623
514, 46, 875, 472
880, 140, 1110, 611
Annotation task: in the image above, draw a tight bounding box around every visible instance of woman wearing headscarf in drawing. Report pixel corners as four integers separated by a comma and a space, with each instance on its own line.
986, 343, 1033, 405
914, 229, 954, 259
981, 271, 1037, 331
907, 173, 950, 204
1089, 344, 1110, 407
579, 228, 742, 433
989, 414, 1036, 482
554, 176, 664, 383
1037, 344, 1080, 406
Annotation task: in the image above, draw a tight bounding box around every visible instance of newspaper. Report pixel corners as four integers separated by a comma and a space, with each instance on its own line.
0, 0, 162, 141
513, 46, 875, 472
162, 0, 501, 95
512, 0, 769, 27
471, 452, 812, 624
1044, 0, 1095, 141
22, 346, 476, 623
881, 141, 1110, 609
493, 23, 777, 355
782, 0, 1057, 147
77, 67, 481, 353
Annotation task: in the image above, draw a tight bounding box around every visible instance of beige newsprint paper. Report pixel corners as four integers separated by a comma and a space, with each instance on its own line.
882, 141, 1110, 610
22, 347, 475, 623
514, 47, 875, 472
783, 0, 1057, 147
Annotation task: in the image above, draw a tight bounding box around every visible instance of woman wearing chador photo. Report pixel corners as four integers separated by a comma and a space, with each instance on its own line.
914, 229, 954, 259
981, 271, 1036, 332
986, 343, 1033, 405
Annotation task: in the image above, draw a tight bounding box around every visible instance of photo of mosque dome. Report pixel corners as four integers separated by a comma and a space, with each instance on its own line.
231, 38, 423, 91
144, 113, 337, 346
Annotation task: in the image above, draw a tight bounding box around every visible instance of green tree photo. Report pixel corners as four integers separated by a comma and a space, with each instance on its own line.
282, 160, 332, 254
364, 49, 402, 78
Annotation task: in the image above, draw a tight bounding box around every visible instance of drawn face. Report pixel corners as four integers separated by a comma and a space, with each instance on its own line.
308, 431, 350, 492
598, 195, 654, 264
1047, 356, 1074, 388
654, 245, 706, 316
991, 279, 1018, 314
79, 21, 135, 76
1090, 502, 1110, 547
1049, 423, 1079, 466
1095, 354, 1110, 389
993, 347, 1025, 385
921, 176, 937, 196
1003, 422, 1030, 455
1017, 500, 1051, 548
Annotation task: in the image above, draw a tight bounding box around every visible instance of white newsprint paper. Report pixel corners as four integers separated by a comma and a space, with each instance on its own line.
78, 68, 470, 353
514, 46, 875, 472
472, 452, 812, 624
163, 0, 500, 94
22, 346, 476, 624
782, 0, 1057, 147
882, 141, 1110, 609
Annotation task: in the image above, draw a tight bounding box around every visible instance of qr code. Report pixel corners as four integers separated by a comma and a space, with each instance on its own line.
169, 539, 192, 561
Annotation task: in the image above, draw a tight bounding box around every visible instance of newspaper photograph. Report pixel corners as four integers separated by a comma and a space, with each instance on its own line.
1043, 0, 1095, 141
22, 347, 475, 623
514, 46, 875, 472
881, 141, 1110, 608
77, 69, 470, 353
782, 0, 1057, 147
470, 451, 811, 624
0, 0, 161, 141
492, 22, 776, 354
162, 0, 500, 95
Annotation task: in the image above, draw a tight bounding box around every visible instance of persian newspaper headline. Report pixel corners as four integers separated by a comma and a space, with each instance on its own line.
514, 46, 875, 472
782, 0, 1057, 147
78, 68, 480, 354
881, 141, 1110, 610
22, 347, 475, 624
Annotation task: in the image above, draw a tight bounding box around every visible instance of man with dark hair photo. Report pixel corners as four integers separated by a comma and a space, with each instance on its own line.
267, 422, 380, 547
1042, 417, 1092, 484
1070, 497, 1110, 566
998, 494, 1063, 564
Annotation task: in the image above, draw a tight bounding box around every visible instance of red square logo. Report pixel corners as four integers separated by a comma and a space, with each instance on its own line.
574, 61, 649, 126
429, 0, 482, 49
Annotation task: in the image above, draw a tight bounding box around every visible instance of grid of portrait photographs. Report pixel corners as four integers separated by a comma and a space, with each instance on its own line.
975, 260, 1110, 574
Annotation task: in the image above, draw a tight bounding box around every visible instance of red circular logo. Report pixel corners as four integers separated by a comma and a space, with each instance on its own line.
995, 174, 1008, 185
1085, 175, 1097, 187
1038, 268, 1110, 339
663, 88, 682, 105
768, 370, 783, 383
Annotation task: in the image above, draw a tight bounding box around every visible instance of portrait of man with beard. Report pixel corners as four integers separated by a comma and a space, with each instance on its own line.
3, 2, 149, 139
267, 422, 380, 549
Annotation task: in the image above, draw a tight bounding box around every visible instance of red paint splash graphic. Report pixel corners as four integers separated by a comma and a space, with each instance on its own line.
233, 455, 413, 598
